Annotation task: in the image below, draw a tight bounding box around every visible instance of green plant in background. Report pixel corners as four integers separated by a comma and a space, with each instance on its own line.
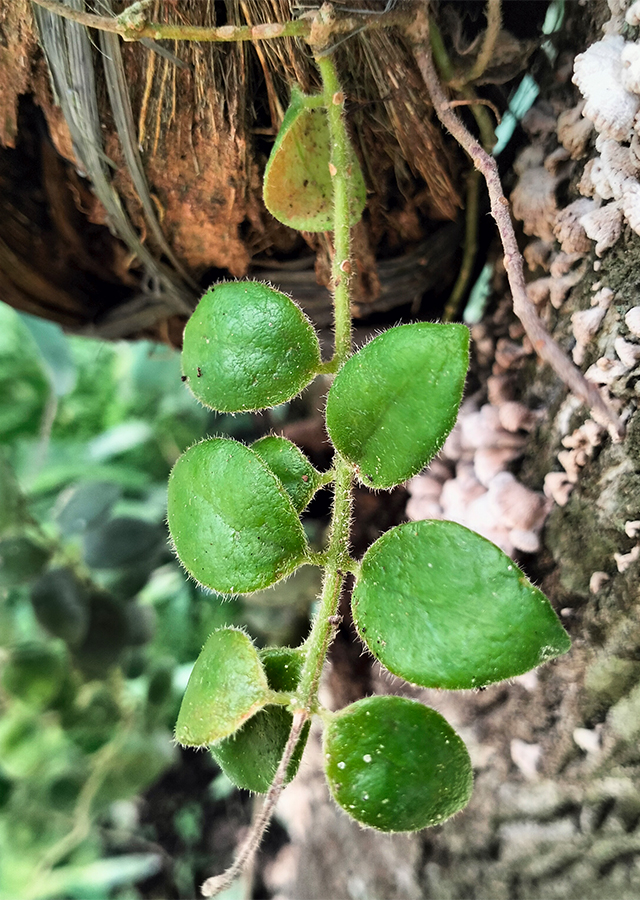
0, 307, 263, 900
167, 53, 571, 896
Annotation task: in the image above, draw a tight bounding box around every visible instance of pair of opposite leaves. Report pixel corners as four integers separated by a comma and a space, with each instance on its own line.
176, 628, 473, 832
168, 280, 569, 705
167, 89, 570, 833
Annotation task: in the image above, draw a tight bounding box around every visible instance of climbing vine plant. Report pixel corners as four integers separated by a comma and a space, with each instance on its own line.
164, 42, 571, 898
28, 1, 606, 896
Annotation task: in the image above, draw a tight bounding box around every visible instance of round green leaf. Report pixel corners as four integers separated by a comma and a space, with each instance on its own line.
83, 517, 162, 569
352, 520, 571, 690
65, 687, 122, 753
326, 324, 469, 489
0, 536, 50, 588
30, 567, 89, 646
54, 481, 121, 535
252, 435, 322, 513
72, 591, 130, 678
211, 706, 310, 793
324, 696, 472, 832
1, 642, 67, 710
168, 438, 308, 594
263, 87, 366, 232
181, 282, 320, 413
259, 645, 305, 692
175, 628, 270, 747
211, 646, 309, 792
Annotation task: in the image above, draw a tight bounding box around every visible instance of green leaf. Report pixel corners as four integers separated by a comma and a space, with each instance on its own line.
211, 646, 309, 793
72, 591, 130, 678
65, 686, 122, 754
19, 312, 77, 397
1, 642, 67, 710
252, 435, 323, 513
0, 454, 26, 536
181, 282, 321, 413
33, 854, 162, 900
259, 645, 305, 692
54, 481, 122, 535
323, 696, 472, 832
211, 705, 309, 794
30, 567, 89, 646
83, 516, 161, 569
263, 86, 366, 232
352, 520, 571, 690
0, 303, 49, 443
95, 731, 176, 804
168, 438, 309, 594
175, 628, 270, 746
326, 324, 469, 489
0, 536, 50, 588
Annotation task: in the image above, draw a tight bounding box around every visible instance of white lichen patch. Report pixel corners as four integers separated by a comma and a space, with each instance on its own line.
614, 543, 640, 572
557, 102, 594, 159
554, 198, 596, 254
571, 306, 607, 364
579, 202, 624, 256
568, 19, 640, 254
573, 35, 639, 142
589, 570, 610, 593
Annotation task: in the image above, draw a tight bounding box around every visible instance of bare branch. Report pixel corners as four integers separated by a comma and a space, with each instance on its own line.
408, 8, 624, 441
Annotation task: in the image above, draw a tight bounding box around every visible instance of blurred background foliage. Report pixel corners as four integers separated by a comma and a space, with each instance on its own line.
0, 301, 320, 899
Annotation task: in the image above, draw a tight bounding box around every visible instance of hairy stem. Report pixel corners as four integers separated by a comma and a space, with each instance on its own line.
429, 16, 496, 152
409, 9, 624, 441
200, 710, 308, 898
297, 456, 352, 706
31, 0, 412, 43
315, 53, 354, 369
455, 0, 502, 88
199, 36, 356, 898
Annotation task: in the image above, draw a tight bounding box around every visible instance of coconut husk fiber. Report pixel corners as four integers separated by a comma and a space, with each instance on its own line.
0, 0, 533, 344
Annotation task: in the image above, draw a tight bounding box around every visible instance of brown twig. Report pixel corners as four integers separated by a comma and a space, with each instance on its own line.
446, 97, 501, 126
200, 710, 308, 898
409, 8, 624, 442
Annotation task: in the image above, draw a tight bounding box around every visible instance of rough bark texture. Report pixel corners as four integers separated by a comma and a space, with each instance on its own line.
0, 0, 475, 343
259, 4, 640, 899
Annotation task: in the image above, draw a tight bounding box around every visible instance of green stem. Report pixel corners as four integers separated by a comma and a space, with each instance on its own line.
297, 456, 352, 708
315, 54, 353, 370
294, 52, 356, 708
31, 0, 413, 44
443, 167, 480, 322
198, 38, 358, 899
